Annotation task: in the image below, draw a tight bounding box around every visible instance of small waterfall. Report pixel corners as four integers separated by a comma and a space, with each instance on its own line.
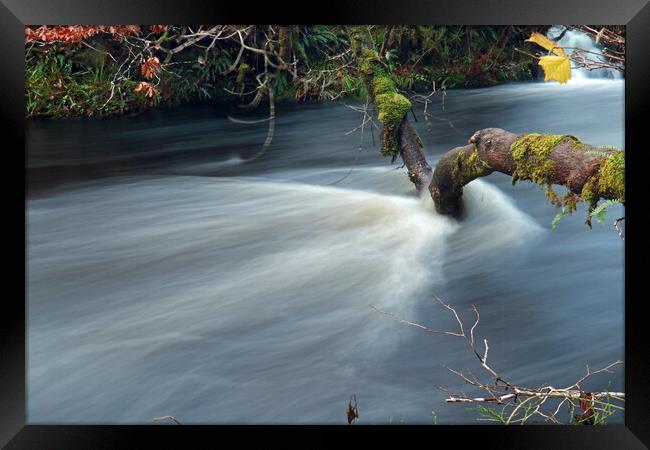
546, 26, 622, 80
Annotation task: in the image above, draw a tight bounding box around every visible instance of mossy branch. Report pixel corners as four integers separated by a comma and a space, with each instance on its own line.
430, 128, 624, 223
348, 26, 432, 190
347, 28, 624, 230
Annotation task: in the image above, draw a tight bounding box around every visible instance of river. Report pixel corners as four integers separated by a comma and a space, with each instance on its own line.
26, 78, 624, 424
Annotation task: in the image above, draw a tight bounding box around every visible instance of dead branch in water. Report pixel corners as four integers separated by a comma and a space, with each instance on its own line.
370, 293, 624, 424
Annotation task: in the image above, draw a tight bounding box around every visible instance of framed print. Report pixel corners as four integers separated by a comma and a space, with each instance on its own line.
2, 0, 649, 447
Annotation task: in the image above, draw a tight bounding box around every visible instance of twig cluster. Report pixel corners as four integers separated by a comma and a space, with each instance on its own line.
515, 25, 624, 76
371, 293, 624, 424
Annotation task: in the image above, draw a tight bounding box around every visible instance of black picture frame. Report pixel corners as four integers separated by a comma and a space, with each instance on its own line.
2, 1, 648, 447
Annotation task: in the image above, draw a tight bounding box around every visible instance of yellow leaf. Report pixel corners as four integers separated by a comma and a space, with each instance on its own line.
526, 32, 566, 57
538, 55, 571, 84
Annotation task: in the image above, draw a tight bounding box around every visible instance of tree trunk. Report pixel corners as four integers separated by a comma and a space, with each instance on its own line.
399, 120, 433, 191
278, 26, 292, 63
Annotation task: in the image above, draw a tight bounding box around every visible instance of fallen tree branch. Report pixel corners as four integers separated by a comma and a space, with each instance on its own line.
347, 28, 624, 230
429, 128, 624, 219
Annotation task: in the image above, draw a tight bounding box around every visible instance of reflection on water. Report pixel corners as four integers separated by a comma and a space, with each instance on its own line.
27, 80, 624, 424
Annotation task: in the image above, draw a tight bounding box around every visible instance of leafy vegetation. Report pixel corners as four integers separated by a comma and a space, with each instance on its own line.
25, 25, 541, 118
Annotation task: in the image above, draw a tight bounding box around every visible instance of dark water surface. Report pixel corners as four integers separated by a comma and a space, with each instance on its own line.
27, 79, 624, 424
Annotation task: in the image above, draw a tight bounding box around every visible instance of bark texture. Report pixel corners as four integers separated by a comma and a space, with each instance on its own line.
278, 26, 292, 63
400, 121, 434, 191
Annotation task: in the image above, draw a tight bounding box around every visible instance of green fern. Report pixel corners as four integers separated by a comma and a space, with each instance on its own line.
590, 200, 620, 224
551, 207, 569, 229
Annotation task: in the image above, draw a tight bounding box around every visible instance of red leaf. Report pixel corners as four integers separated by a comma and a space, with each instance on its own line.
140, 57, 161, 80
579, 392, 593, 412
149, 25, 167, 34
134, 81, 157, 98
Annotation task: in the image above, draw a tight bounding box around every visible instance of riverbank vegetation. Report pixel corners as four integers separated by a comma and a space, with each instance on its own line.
26, 25, 545, 118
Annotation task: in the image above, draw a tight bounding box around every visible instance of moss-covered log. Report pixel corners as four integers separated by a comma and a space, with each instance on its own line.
349, 26, 433, 191
430, 144, 493, 216
430, 127, 625, 217
347, 27, 623, 223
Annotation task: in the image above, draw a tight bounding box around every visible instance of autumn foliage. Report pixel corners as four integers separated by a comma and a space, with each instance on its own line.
140, 57, 161, 80
26, 26, 167, 100
25, 25, 142, 44
134, 81, 157, 98
526, 32, 571, 84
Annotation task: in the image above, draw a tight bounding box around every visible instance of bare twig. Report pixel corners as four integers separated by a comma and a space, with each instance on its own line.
153, 416, 182, 425
370, 292, 624, 424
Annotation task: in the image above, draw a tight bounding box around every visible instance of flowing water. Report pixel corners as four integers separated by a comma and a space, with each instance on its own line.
547, 26, 623, 80
27, 78, 624, 424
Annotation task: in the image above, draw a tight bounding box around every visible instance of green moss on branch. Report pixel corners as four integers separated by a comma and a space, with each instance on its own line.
510, 133, 567, 185
510, 133, 624, 227
376, 92, 411, 159
359, 49, 380, 76
372, 76, 396, 96
598, 150, 625, 202
451, 147, 491, 186
353, 40, 412, 161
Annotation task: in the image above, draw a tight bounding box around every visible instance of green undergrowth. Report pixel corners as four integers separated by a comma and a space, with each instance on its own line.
26, 25, 541, 118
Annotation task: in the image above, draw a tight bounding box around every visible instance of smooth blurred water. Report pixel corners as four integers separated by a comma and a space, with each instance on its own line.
26, 79, 624, 424
546, 26, 623, 81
